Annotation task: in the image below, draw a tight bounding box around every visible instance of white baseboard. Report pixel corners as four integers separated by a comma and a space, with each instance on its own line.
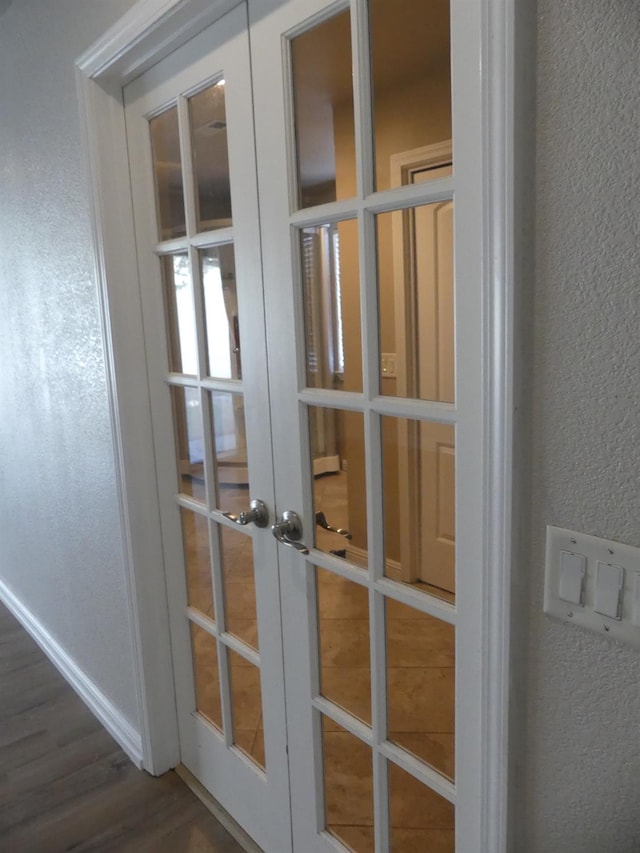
0, 577, 144, 768
347, 543, 403, 580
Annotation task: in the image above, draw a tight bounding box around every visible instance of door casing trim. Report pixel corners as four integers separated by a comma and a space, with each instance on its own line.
75, 0, 530, 848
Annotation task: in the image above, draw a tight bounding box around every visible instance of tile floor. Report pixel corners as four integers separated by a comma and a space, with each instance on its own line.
181, 470, 455, 852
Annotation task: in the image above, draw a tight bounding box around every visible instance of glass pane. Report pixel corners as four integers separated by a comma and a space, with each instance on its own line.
189, 80, 232, 231
209, 391, 248, 513
376, 203, 454, 402
162, 253, 197, 375
322, 715, 374, 853
149, 107, 186, 240
388, 761, 455, 852
171, 386, 206, 503
220, 525, 258, 651
317, 567, 371, 725
382, 416, 455, 601
309, 407, 367, 566
370, 0, 452, 192
200, 245, 240, 380
228, 649, 265, 770
190, 623, 222, 731
181, 509, 214, 620
291, 10, 356, 208
301, 220, 362, 392
386, 598, 454, 780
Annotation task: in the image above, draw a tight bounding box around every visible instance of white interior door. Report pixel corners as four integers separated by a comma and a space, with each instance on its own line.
251, 0, 483, 850
123, 0, 489, 849
123, 8, 291, 851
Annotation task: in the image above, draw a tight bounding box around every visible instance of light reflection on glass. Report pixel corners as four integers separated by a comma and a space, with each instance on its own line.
189, 80, 233, 231
290, 10, 355, 209
200, 245, 240, 380
301, 220, 361, 393
163, 253, 198, 376
149, 106, 186, 240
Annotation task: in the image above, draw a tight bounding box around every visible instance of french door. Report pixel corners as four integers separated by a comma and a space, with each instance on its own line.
124, 0, 485, 850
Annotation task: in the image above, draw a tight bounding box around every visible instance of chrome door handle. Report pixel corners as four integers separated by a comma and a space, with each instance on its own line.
222, 499, 269, 528
315, 511, 352, 540
271, 510, 310, 554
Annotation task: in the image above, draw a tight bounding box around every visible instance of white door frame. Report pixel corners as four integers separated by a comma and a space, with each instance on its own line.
75, 0, 530, 849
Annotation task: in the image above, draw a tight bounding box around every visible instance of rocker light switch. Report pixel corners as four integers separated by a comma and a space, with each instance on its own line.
545, 526, 640, 647
558, 551, 586, 605
594, 562, 624, 620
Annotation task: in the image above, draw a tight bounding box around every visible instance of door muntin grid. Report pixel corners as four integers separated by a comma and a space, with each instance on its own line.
139, 44, 276, 783
283, 1, 457, 849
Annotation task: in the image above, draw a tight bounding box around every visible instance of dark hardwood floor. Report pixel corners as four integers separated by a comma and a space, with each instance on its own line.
0, 602, 246, 852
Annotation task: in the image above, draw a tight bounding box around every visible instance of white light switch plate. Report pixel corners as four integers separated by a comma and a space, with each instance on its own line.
544, 525, 640, 647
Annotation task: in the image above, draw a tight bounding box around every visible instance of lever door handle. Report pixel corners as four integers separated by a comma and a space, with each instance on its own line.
315, 511, 352, 540
222, 499, 269, 528
271, 510, 310, 554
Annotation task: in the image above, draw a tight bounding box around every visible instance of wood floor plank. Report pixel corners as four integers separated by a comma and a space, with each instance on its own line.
0, 603, 246, 852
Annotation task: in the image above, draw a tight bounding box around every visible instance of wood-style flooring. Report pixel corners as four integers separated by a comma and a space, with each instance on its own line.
0, 602, 245, 853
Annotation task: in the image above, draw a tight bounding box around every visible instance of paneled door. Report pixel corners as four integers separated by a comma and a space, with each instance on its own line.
124, 0, 486, 850
124, 7, 292, 852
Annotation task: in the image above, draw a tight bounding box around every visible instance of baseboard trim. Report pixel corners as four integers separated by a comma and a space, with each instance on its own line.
0, 578, 144, 768
347, 543, 403, 580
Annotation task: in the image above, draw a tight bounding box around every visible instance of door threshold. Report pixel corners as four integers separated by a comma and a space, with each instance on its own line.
175, 764, 264, 853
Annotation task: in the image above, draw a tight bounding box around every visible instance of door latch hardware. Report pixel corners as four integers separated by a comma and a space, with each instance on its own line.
272, 510, 310, 554
222, 499, 269, 528
315, 511, 352, 540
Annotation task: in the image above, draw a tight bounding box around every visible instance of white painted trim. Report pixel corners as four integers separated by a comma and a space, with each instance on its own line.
76, 0, 243, 84
0, 579, 144, 768
480, 1, 532, 851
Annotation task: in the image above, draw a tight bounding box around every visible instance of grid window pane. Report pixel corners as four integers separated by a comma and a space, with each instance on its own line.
301, 220, 361, 393
317, 567, 371, 725
190, 623, 222, 731
290, 10, 356, 209
322, 715, 374, 853
220, 525, 258, 652
386, 597, 455, 780
149, 106, 186, 240
382, 416, 455, 602
229, 649, 265, 770
369, 0, 452, 192
388, 761, 454, 851
181, 509, 214, 620
171, 386, 206, 503
189, 80, 233, 231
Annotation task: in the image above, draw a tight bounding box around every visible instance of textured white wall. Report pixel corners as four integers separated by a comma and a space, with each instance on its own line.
0, 0, 139, 727
525, 1, 640, 850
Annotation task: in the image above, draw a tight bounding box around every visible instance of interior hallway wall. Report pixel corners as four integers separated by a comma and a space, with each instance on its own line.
524, 1, 640, 849
0, 0, 139, 729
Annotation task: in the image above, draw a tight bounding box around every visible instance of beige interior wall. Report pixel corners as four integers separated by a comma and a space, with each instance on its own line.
334, 71, 451, 563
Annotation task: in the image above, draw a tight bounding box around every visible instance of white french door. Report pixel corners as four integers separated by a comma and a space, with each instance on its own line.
124, 7, 292, 851
124, 0, 487, 850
